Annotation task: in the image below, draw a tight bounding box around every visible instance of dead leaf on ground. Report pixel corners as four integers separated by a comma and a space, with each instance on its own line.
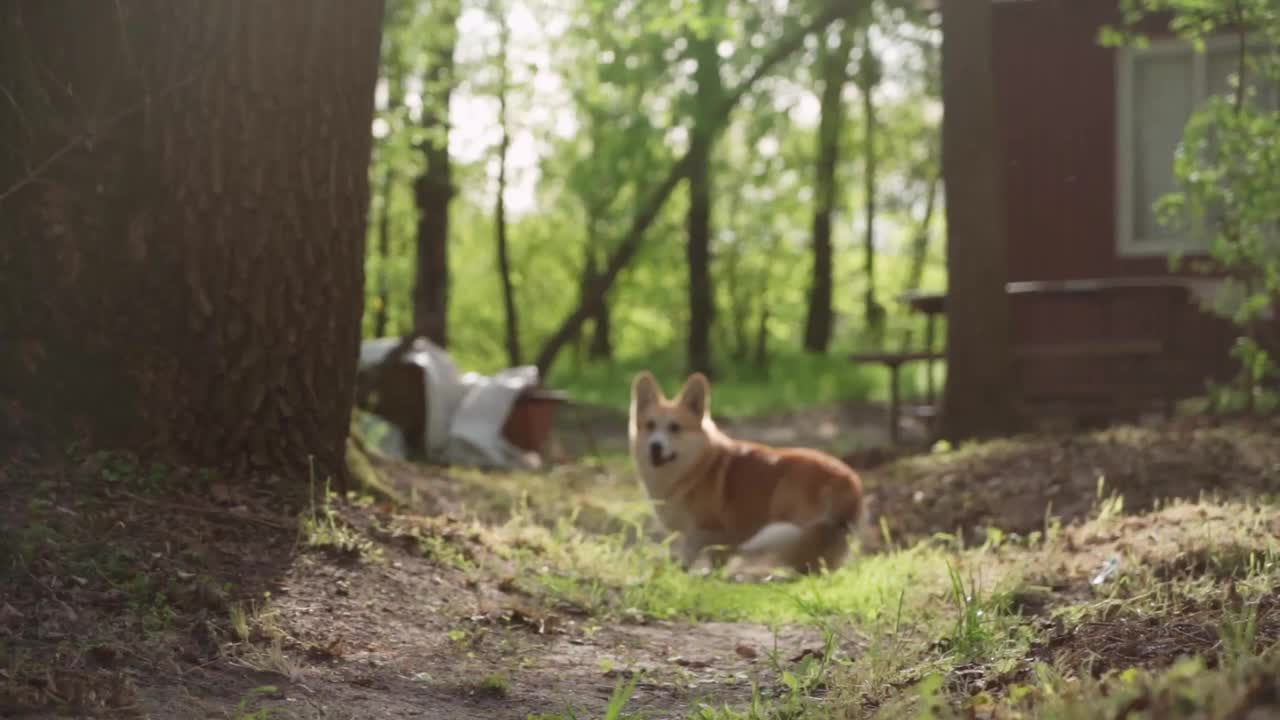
789, 647, 824, 663
669, 656, 712, 669
306, 637, 345, 662
209, 483, 231, 504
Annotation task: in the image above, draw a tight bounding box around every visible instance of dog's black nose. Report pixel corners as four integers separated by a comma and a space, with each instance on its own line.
649, 442, 664, 465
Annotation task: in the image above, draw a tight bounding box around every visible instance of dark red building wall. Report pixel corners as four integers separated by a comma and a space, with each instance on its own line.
989, 0, 1238, 392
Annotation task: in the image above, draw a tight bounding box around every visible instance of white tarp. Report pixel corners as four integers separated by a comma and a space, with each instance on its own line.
359, 338, 541, 470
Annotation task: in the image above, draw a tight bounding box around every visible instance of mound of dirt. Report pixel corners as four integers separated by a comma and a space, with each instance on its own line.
865, 417, 1280, 545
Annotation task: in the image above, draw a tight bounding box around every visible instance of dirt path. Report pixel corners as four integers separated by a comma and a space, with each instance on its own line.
157, 532, 833, 719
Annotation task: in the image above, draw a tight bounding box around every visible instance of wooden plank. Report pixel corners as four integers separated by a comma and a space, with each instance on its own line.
1014, 339, 1163, 359
1006, 277, 1193, 297
899, 276, 1194, 316
1022, 387, 1163, 402
848, 351, 945, 366
898, 290, 946, 315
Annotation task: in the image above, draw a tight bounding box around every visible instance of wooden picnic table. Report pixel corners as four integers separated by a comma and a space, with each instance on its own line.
856, 277, 1198, 444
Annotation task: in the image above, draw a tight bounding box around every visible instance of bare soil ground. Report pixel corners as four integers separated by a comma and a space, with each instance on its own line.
3, 410, 1280, 719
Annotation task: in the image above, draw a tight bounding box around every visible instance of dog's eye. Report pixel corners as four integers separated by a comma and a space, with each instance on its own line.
667, 422, 681, 434
645, 420, 656, 432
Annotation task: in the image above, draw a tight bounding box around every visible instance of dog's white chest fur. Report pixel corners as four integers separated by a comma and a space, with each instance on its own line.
630, 452, 691, 532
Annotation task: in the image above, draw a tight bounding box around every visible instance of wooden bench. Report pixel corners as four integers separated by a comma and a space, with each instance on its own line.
1014, 339, 1175, 425
1008, 281, 1187, 425
896, 277, 1193, 435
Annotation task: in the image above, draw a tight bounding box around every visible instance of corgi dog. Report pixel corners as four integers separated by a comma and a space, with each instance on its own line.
628, 371, 865, 574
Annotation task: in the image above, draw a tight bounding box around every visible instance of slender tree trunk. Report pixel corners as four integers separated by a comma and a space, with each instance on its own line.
588, 287, 613, 359
373, 2, 408, 340
803, 22, 855, 354
754, 307, 772, 370
584, 230, 613, 360
0, 0, 384, 484
493, 6, 522, 367
904, 170, 940, 293
496, 154, 520, 366
859, 32, 887, 337
533, 0, 858, 377
939, 0, 1016, 440
686, 132, 715, 378
374, 165, 395, 338
722, 215, 750, 360
686, 0, 724, 379
573, 240, 592, 365
753, 232, 784, 369
413, 0, 460, 347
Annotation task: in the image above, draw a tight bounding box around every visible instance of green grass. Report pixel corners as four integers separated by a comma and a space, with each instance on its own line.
299, 478, 383, 563
504, 516, 1010, 628
421, 445, 1280, 719
549, 350, 899, 417
231, 686, 280, 720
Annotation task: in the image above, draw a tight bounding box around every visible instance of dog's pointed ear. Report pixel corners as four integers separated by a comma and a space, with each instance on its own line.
677, 373, 711, 418
631, 371, 664, 412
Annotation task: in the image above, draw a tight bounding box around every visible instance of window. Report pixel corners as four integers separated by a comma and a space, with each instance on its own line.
1115, 36, 1277, 257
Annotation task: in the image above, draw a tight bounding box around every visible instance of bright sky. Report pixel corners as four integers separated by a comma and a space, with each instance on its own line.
431, 1, 937, 220
449, 1, 574, 217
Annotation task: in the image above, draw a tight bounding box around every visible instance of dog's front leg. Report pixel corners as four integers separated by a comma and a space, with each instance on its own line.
705, 544, 733, 569
678, 531, 713, 570
679, 529, 732, 572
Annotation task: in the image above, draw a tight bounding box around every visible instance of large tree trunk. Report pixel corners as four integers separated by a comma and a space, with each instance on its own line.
939, 0, 1016, 440
686, 0, 724, 379
803, 21, 855, 354
0, 0, 384, 483
533, 0, 858, 377
413, 0, 460, 347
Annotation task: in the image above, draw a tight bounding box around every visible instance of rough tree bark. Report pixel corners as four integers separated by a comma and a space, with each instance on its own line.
533, 0, 859, 377
412, 0, 460, 347
0, 0, 385, 483
802, 21, 855, 354
686, 0, 724, 379
939, 0, 1017, 440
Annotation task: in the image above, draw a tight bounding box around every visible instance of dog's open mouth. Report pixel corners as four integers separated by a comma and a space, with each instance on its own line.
649, 445, 677, 467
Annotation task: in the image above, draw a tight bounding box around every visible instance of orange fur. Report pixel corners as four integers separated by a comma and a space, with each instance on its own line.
628, 371, 864, 574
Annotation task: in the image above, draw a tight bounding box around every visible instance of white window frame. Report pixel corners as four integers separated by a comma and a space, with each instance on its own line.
1114, 35, 1260, 258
